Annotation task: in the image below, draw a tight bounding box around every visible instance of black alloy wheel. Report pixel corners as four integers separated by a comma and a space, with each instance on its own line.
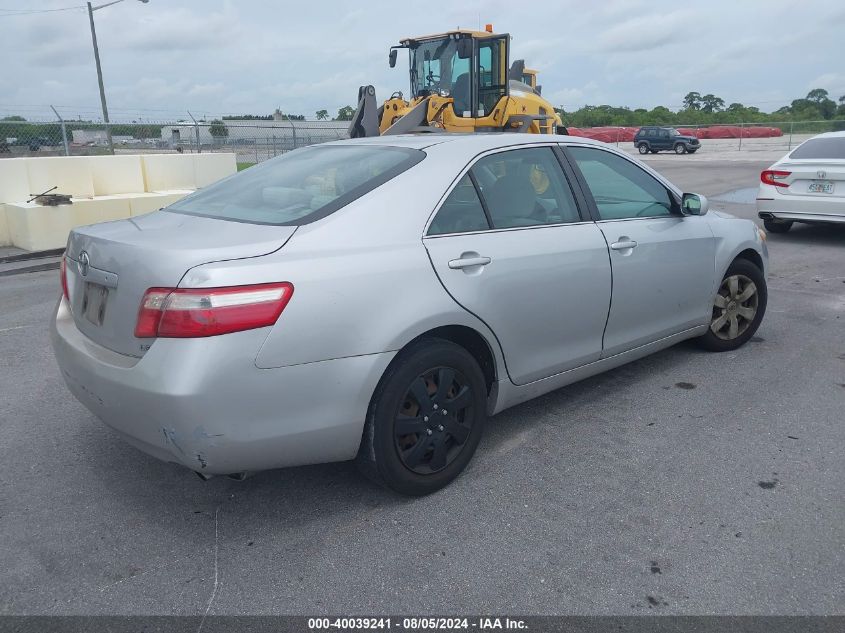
357, 338, 487, 495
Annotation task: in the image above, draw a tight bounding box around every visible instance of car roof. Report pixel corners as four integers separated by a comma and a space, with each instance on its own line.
327, 133, 609, 152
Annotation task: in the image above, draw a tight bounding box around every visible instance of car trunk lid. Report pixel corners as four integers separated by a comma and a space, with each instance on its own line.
64, 211, 297, 357
777, 160, 845, 199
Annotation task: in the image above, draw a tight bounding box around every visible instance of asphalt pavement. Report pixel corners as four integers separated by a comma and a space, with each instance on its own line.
0, 158, 843, 615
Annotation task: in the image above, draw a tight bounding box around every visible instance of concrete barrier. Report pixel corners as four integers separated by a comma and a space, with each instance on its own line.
0, 159, 32, 247
194, 153, 237, 188
89, 155, 146, 196
0, 153, 236, 250
27, 156, 95, 199
6, 197, 132, 252
0, 204, 9, 247
0, 158, 30, 202
141, 154, 198, 192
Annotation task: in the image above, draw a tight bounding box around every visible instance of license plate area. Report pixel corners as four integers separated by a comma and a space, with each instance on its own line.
82, 282, 109, 326
808, 181, 834, 194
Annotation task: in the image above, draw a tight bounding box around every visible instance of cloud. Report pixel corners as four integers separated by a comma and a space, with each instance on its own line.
806, 74, 845, 98
596, 10, 696, 53
1, 0, 842, 120
115, 6, 245, 52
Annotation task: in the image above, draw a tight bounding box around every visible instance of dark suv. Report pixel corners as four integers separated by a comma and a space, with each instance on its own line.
634, 126, 700, 154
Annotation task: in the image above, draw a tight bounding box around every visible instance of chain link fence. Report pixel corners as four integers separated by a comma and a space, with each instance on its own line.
2, 115, 844, 163
572, 120, 845, 152
0, 117, 350, 165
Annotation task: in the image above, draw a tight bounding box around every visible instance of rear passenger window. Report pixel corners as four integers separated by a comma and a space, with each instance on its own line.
471, 147, 581, 228
427, 174, 490, 235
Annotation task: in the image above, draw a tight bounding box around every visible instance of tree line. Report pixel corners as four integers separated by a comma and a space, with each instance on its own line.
555, 88, 845, 129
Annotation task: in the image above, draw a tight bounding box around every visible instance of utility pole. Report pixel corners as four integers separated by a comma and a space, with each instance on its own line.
87, 2, 113, 154
86, 0, 150, 155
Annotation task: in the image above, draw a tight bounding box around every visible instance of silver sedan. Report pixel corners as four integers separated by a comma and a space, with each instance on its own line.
52, 134, 769, 495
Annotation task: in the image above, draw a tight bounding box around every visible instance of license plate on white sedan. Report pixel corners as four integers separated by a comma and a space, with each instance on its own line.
808, 181, 834, 194
82, 282, 109, 326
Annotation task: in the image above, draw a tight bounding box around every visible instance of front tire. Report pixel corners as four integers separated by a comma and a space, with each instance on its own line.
674, 143, 687, 154
638, 143, 649, 154
357, 338, 487, 496
763, 219, 792, 233
697, 258, 767, 352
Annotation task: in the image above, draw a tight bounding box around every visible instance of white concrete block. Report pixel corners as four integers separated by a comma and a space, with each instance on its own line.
141, 154, 197, 192
0, 158, 30, 202
5, 202, 76, 251
193, 153, 237, 188
0, 204, 10, 246
120, 191, 190, 216
72, 196, 132, 226
25, 156, 95, 199
89, 155, 145, 195
5, 197, 130, 251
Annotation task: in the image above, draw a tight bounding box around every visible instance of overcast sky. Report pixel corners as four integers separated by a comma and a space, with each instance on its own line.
2, 0, 844, 121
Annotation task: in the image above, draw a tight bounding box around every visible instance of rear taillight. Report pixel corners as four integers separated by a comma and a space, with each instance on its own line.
60, 255, 69, 301
134, 282, 294, 338
761, 170, 791, 187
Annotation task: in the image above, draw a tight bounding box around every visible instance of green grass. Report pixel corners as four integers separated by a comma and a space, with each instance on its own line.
236, 162, 255, 171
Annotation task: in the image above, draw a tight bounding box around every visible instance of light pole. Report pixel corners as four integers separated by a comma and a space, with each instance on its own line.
87, 0, 149, 154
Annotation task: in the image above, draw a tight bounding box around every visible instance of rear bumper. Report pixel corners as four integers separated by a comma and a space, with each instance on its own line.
50, 298, 395, 475
758, 210, 845, 224
757, 188, 845, 223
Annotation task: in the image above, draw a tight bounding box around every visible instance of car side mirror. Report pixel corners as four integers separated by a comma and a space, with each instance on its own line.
389, 49, 398, 68
682, 193, 708, 216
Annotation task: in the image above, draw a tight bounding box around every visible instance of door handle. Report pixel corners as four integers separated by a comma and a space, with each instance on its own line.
448, 256, 492, 269
610, 239, 638, 251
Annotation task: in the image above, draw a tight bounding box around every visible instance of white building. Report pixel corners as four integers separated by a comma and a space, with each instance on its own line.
71, 129, 134, 145
160, 119, 349, 150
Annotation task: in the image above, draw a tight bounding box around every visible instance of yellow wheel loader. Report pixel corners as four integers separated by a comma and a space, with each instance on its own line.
348, 27, 566, 138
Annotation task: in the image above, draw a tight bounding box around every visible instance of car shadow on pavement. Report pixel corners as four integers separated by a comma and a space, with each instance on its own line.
84, 339, 700, 523
765, 222, 845, 246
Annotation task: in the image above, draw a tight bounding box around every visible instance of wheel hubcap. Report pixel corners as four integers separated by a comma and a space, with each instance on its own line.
393, 366, 474, 474
710, 274, 758, 340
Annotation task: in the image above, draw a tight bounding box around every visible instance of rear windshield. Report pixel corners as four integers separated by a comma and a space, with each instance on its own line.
167, 145, 424, 225
789, 137, 845, 160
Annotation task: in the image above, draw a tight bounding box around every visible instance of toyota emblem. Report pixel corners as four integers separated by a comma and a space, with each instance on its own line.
78, 251, 90, 277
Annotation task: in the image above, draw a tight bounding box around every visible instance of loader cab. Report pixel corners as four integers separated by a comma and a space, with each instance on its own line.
521, 68, 541, 94
402, 30, 510, 119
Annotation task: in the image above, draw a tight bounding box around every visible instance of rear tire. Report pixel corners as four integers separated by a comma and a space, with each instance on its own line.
356, 338, 487, 496
674, 143, 687, 154
697, 258, 767, 352
638, 143, 649, 154
763, 219, 793, 233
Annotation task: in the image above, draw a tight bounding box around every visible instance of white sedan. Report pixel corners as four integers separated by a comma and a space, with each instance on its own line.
757, 131, 845, 233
